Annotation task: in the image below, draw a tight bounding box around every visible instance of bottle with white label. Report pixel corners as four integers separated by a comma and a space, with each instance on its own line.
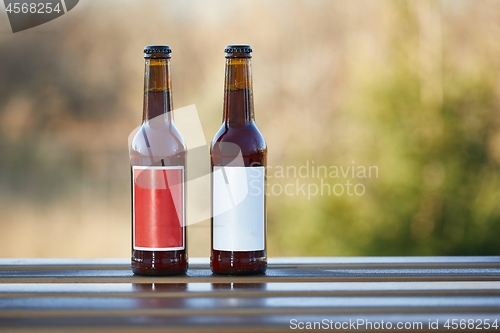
210, 45, 267, 275
129, 46, 187, 275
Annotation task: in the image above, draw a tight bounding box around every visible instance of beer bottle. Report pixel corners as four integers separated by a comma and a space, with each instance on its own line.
211, 45, 267, 275
129, 45, 187, 275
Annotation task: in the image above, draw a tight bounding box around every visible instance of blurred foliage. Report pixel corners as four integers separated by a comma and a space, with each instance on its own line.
267, 0, 500, 256
0, 0, 499, 257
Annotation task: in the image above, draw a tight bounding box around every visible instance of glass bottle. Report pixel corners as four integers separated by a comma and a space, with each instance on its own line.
211, 45, 267, 275
130, 45, 187, 275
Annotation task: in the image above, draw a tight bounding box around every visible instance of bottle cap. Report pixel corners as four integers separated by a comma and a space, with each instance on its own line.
144, 45, 172, 58
225, 45, 252, 58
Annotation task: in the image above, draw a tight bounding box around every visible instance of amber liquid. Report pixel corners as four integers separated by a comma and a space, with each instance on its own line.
211, 88, 267, 275
130, 88, 188, 276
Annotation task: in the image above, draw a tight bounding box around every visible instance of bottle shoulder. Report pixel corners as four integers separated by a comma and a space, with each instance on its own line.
211, 122, 267, 154
130, 122, 186, 160
213, 123, 265, 143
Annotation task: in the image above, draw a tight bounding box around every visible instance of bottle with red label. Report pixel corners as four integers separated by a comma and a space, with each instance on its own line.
129, 45, 187, 275
210, 45, 268, 275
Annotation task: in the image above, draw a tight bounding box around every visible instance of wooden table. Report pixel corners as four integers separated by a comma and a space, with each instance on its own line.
1, 257, 500, 332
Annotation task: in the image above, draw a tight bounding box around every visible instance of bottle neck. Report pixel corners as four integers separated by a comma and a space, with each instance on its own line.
223, 57, 255, 127
142, 58, 173, 124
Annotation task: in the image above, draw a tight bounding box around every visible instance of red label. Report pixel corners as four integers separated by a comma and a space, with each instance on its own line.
133, 166, 184, 250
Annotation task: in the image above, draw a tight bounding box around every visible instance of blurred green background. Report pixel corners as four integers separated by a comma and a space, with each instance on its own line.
0, 0, 499, 258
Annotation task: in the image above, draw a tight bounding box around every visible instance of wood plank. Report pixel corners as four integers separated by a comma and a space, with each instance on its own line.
1, 281, 500, 298
0, 295, 499, 316
269, 257, 500, 269
1, 257, 499, 270
1, 267, 500, 283
5, 313, 496, 333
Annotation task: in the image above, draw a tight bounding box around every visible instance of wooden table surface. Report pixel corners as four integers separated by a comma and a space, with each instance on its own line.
1, 257, 499, 332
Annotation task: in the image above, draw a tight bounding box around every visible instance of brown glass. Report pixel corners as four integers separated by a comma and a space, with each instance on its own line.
210, 50, 267, 275
129, 52, 187, 276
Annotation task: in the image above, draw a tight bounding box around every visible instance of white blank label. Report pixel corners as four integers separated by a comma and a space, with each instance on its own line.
213, 166, 265, 251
